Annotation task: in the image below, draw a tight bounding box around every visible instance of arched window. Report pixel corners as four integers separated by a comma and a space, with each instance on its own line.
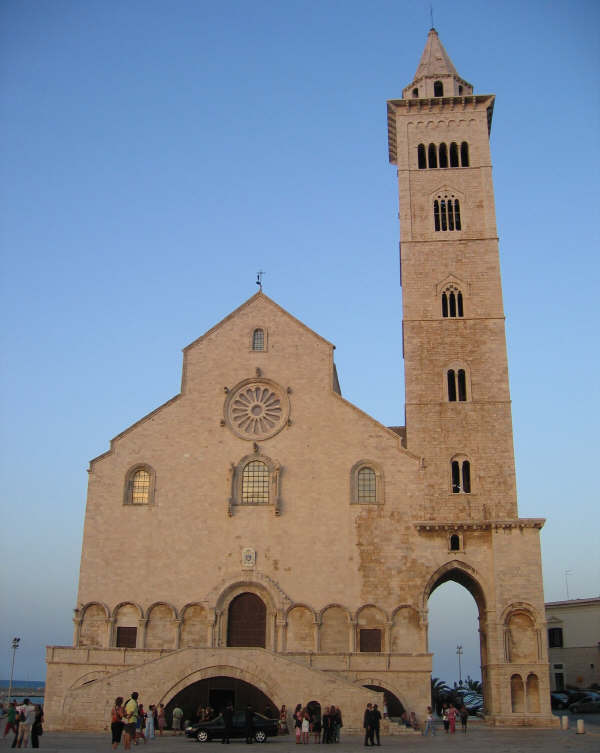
434, 81, 444, 97
439, 143, 448, 168
460, 141, 470, 167
441, 286, 464, 318
450, 142, 459, 167
124, 466, 155, 505
434, 195, 461, 232
458, 85, 463, 95
229, 452, 281, 514
451, 458, 471, 494
241, 460, 269, 504
450, 534, 461, 551
428, 143, 438, 169
417, 144, 426, 169
351, 461, 384, 505
412, 87, 419, 98
252, 328, 265, 351
447, 368, 468, 401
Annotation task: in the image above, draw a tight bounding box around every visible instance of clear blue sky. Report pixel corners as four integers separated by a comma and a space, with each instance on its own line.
1, 0, 598, 686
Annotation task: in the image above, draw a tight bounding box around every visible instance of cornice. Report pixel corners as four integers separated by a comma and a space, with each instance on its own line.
414, 518, 545, 532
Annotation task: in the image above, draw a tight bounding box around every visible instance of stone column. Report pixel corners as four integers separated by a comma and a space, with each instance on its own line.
137, 618, 148, 649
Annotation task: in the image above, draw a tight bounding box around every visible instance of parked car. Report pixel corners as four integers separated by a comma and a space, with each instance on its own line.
568, 693, 600, 714
185, 710, 278, 742
462, 693, 484, 715
550, 692, 570, 710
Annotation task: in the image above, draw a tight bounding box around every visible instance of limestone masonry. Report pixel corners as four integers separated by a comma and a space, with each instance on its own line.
45, 29, 557, 731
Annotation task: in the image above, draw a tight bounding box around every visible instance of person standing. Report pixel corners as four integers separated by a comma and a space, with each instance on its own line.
293, 704, 302, 744
110, 697, 124, 749
441, 703, 449, 733
363, 703, 374, 746
3, 702, 18, 740
222, 703, 233, 744
172, 704, 183, 735
145, 704, 155, 740
459, 704, 468, 733
447, 703, 457, 734
15, 698, 36, 748
244, 705, 254, 744
30, 705, 44, 749
122, 692, 139, 751
157, 704, 166, 736
422, 706, 435, 737
278, 704, 289, 736
332, 705, 342, 743
372, 704, 381, 746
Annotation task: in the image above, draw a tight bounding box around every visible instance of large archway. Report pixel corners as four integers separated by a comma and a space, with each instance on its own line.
425, 563, 487, 711
362, 684, 405, 717
227, 592, 266, 647
165, 676, 277, 724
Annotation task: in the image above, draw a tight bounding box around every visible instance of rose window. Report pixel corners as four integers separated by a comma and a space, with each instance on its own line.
225, 379, 289, 440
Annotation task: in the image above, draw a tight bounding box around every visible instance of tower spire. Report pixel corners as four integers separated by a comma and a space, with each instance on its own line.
402, 29, 473, 100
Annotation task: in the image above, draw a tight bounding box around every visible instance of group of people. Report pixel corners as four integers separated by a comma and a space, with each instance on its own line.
110, 693, 174, 749
284, 703, 342, 744
422, 702, 469, 736
362, 703, 382, 746
1, 699, 44, 748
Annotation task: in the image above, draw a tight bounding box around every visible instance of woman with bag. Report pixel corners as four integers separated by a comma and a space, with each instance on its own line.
110, 697, 124, 750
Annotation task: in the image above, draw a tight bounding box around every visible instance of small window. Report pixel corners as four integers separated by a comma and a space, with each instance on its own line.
434, 81, 444, 97
441, 286, 464, 318
412, 87, 419, 98
439, 143, 448, 168
450, 142, 459, 167
548, 627, 563, 648
428, 143, 438, 169
417, 144, 426, 169
450, 534, 461, 551
451, 459, 471, 493
351, 461, 384, 505
447, 369, 457, 402
116, 626, 137, 648
241, 460, 270, 504
125, 465, 155, 506
460, 141, 470, 167
252, 328, 265, 351
458, 85, 463, 95
360, 628, 382, 653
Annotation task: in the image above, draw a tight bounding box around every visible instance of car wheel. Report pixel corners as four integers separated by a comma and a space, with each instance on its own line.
254, 730, 267, 743
197, 730, 209, 742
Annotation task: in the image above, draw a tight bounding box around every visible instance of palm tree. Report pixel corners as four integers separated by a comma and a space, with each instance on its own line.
431, 677, 450, 716
464, 675, 482, 694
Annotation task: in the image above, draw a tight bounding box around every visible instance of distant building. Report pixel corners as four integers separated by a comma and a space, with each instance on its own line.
45, 29, 557, 730
546, 598, 600, 690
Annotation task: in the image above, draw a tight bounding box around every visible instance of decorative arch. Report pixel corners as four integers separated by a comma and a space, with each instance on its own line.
78, 602, 110, 648
319, 604, 351, 653
356, 604, 388, 653
180, 603, 210, 648
355, 678, 407, 717
112, 601, 143, 648
213, 578, 282, 650
422, 561, 487, 614
503, 604, 540, 663
390, 605, 423, 654
146, 602, 178, 649
286, 604, 317, 652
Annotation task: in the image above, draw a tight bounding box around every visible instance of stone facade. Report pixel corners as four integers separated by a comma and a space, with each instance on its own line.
45, 29, 557, 731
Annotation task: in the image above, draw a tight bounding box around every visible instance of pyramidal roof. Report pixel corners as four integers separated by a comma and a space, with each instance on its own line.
402, 28, 473, 99
414, 28, 459, 79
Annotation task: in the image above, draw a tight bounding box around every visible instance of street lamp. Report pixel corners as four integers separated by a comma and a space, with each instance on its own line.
7, 637, 20, 703
456, 644, 463, 686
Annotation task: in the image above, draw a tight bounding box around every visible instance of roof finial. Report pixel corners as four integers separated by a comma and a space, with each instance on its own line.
430, 4, 435, 30
256, 270, 264, 292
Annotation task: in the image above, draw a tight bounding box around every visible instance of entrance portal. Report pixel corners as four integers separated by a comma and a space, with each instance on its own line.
166, 676, 277, 724
227, 592, 266, 647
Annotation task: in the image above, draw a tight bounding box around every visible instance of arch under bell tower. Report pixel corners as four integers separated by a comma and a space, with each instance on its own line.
388, 28, 557, 725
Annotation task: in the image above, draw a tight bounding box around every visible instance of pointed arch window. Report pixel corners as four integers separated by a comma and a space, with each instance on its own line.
434, 81, 444, 97
418, 144, 426, 169
441, 286, 464, 318
461, 141, 470, 167
451, 458, 471, 494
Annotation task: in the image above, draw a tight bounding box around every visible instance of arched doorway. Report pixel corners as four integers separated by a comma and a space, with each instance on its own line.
363, 685, 404, 717
227, 592, 266, 647
426, 565, 486, 711
166, 676, 277, 724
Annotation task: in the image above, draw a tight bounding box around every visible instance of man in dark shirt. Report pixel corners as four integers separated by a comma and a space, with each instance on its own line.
222, 703, 233, 744
363, 703, 374, 746
244, 705, 254, 744
372, 704, 382, 745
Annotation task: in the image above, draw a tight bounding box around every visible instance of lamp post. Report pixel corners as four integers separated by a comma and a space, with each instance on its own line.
456, 644, 463, 686
7, 637, 20, 703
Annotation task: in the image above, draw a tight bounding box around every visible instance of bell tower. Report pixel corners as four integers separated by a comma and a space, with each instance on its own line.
388, 28, 517, 522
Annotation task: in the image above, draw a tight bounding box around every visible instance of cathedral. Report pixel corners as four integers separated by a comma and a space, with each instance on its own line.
45, 29, 557, 730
